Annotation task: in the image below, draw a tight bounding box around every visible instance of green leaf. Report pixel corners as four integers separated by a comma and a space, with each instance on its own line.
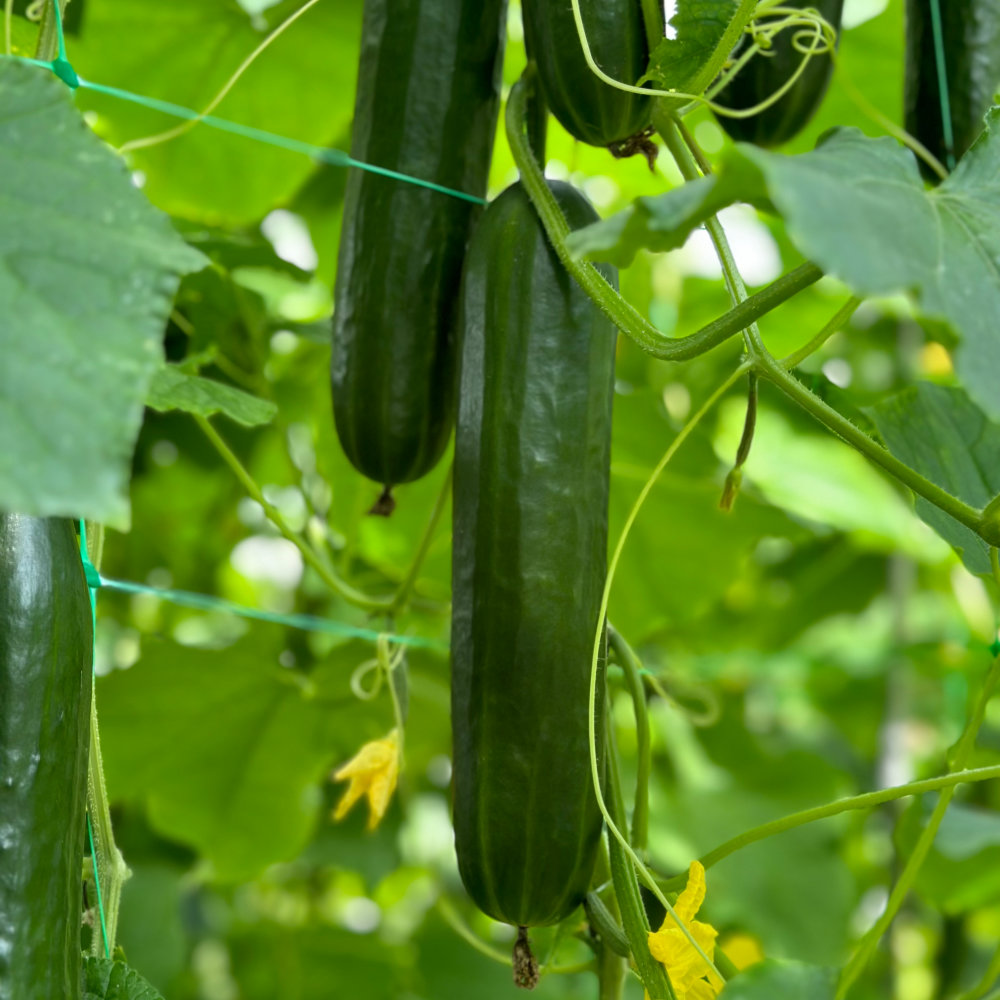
646, 0, 742, 94
97, 636, 390, 881
569, 115, 1000, 421
82, 957, 165, 1000
869, 383, 1000, 575
147, 365, 277, 426
0, 61, 205, 528
70, 0, 363, 224
719, 959, 837, 998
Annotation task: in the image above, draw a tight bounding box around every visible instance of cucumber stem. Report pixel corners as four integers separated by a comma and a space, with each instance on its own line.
194, 414, 393, 612
513, 926, 540, 990
34, 0, 68, 61
389, 464, 452, 613
606, 719, 676, 1000
505, 71, 822, 362
656, 762, 1000, 893
608, 627, 651, 852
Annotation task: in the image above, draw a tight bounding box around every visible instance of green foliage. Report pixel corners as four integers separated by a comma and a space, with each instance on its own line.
871, 383, 1000, 574
147, 366, 277, 427
645, 0, 743, 94
0, 61, 204, 527
82, 958, 165, 1000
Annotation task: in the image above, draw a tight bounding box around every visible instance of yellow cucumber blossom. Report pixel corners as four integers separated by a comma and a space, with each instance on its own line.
647, 861, 721, 1000
331, 729, 400, 831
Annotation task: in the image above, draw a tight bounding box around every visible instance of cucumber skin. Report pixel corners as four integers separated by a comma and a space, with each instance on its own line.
522, 0, 653, 147
0, 516, 92, 1000
451, 181, 615, 928
332, 0, 508, 489
905, 0, 1000, 171
716, 0, 844, 147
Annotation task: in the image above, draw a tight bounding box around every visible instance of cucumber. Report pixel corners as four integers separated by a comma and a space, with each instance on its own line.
0, 515, 92, 1000
715, 0, 844, 147
522, 0, 655, 148
451, 181, 615, 936
904, 0, 1000, 173
332, 0, 508, 492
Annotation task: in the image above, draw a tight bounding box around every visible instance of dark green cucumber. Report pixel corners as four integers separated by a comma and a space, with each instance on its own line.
905, 0, 1000, 173
332, 0, 508, 490
716, 0, 844, 147
451, 181, 615, 932
0, 515, 92, 1000
522, 0, 655, 148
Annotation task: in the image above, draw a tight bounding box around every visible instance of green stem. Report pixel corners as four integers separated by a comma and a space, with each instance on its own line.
86, 695, 130, 957
955, 938, 1000, 1000
837, 656, 1000, 998
34, 0, 67, 61
753, 352, 985, 538
390, 464, 451, 613
81, 522, 129, 957
505, 71, 822, 362
194, 414, 391, 612
607, 720, 676, 1000
587, 371, 746, 994
780, 297, 862, 369
657, 763, 1000, 892
435, 897, 512, 966
608, 627, 651, 853
521, 50, 548, 165
434, 896, 596, 976
639, 0, 665, 55
597, 941, 626, 1000
658, 115, 766, 356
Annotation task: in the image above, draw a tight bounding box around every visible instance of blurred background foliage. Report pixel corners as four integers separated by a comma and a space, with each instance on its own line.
17, 0, 998, 995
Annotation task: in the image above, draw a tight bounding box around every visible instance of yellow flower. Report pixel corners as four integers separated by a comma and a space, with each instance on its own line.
331, 729, 400, 831
647, 861, 721, 1000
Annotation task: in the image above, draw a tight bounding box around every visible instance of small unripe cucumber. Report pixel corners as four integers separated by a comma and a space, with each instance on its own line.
522, 0, 655, 147
451, 181, 615, 931
716, 0, 844, 147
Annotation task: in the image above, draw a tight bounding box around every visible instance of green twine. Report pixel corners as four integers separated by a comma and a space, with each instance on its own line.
927, 0, 955, 171
87, 569, 445, 650
78, 521, 111, 961
85, 815, 111, 961
2, 56, 485, 204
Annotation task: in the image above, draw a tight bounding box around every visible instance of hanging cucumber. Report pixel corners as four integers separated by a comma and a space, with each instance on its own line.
451, 181, 616, 957
715, 0, 844, 147
521, 0, 658, 148
332, 0, 508, 498
905, 0, 1000, 173
0, 515, 92, 1000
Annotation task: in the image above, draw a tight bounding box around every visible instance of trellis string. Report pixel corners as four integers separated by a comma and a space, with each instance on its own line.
4, 2, 487, 205
927, 0, 956, 170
